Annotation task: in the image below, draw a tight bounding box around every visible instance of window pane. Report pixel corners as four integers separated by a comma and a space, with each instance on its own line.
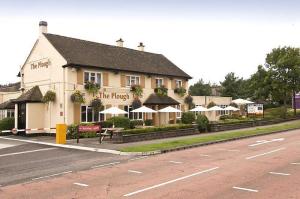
84, 72, 89, 83
87, 107, 93, 122
94, 111, 99, 122
81, 106, 86, 122
136, 77, 140, 85
90, 73, 96, 82
96, 73, 101, 86
126, 77, 130, 86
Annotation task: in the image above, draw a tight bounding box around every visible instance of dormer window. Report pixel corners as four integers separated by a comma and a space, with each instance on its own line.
126, 75, 140, 87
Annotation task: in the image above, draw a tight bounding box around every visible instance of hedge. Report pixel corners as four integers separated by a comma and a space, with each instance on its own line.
0, 118, 14, 131
122, 124, 194, 135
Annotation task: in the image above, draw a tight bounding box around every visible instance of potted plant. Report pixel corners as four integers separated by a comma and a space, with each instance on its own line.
84, 81, 100, 96
174, 87, 187, 97
154, 85, 168, 96
184, 95, 195, 109
90, 97, 103, 113
71, 90, 85, 104
42, 90, 56, 103
130, 85, 143, 98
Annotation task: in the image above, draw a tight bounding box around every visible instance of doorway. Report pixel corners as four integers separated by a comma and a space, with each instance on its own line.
17, 103, 26, 134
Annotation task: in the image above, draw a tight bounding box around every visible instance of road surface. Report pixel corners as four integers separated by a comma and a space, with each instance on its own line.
0, 129, 300, 199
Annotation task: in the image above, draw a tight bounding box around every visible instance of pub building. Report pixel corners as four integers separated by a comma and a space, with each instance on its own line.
5, 21, 192, 133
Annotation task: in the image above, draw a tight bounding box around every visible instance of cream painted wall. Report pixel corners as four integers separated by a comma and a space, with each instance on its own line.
0, 92, 21, 103
26, 103, 45, 133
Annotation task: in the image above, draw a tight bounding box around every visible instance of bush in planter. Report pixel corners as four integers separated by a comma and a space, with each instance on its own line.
84, 81, 100, 96
90, 98, 103, 113
196, 114, 209, 132
71, 90, 85, 104
107, 116, 130, 129
174, 87, 187, 97
144, 119, 153, 126
181, 112, 196, 124
130, 85, 143, 98
154, 85, 168, 96
129, 120, 144, 129
42, 90, 56, 103
0, 118, 14, 131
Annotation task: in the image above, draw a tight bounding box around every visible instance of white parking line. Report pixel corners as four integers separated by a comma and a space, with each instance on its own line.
233, 186, 258, 193
269, 172, 291, 176
128, 170, 143, 174
73, 182, 89, 187
291, 162, 300, 165
217, 149, 240, 152
32, 171, 73, 181
199, 154, 210, 157
123, 167, 219, 197
129, 156, 149, 161
0, 143, 15, 149
169, 161, 183, 164
91, 161, 120, 169
0, 148, 57, 158
245, 148, 285, 160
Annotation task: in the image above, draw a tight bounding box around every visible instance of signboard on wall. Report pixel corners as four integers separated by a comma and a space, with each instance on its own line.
30, 59, 51, 70
247, 104, 263, 115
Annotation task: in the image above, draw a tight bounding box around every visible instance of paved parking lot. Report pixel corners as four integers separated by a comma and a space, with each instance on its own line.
0, 129, 300, 198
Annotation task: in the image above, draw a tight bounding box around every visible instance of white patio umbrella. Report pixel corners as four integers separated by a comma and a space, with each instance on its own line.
208, 106, 224, 111
132, 106, 157, 126
189, 106, 209, 112
100, 107, 128, 128
224, 106, 240, 111
158, 106, 182, 113
232, 98, 254, 105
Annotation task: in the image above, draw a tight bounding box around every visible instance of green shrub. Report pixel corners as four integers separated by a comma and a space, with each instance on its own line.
181, 112, 196, 124
0, 118, 14, 131
42, 90, 56, 103
176, 119, 182, 124
100, 120, 113, 128
207, 101, 216, 108
122, 124, 194, 135
196, 115, 209, 132
130, 120, 144, 129
144, 119, 153, 126
107, 116, 131, 129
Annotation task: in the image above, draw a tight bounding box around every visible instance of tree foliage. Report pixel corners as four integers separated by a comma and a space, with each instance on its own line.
189, 79, 212, 96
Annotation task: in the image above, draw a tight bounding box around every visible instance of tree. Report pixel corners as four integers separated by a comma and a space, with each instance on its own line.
265, 47, 300, 116
189, 79, 212, 96
220, 72, 244, 99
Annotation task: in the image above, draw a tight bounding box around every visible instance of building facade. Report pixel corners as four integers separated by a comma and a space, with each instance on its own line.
5, 21, 191, 133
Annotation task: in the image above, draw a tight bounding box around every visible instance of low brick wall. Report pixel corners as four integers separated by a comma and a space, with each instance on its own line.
210, 117, 300, 132
112, 127, 199, 143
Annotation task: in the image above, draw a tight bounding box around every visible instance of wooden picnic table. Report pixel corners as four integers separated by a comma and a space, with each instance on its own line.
99, 128, 123, 143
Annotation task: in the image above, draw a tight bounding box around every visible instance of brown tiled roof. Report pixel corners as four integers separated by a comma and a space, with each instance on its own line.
0, 82, 20, 92
143, 94, 180, 105
44, 33, 191, 79
0, 100, 15, 110
13, 86, 43, 103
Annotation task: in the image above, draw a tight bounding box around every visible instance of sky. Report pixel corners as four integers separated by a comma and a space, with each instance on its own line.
0, 0, 300, 85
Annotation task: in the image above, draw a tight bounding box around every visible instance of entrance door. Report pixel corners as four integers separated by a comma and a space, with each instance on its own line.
18, 103, 26, 134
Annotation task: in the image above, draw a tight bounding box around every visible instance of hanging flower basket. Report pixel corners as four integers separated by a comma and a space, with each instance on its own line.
154, 85, 168, 96
90, 98, 103, 112
132, 99, 142, 109
184, 95, 195, 109
174, 87, 187, 97
42, 90, 56, 103
71, 90, 85, 104
84, 81, 100, 95
130, 85, 143, 98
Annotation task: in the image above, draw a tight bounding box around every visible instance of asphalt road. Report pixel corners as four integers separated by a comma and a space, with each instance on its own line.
0, 129, 300, 199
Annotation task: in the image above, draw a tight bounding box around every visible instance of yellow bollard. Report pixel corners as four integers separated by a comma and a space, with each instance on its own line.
56, 124, 67, 144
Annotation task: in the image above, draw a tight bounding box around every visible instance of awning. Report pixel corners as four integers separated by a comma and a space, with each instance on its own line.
143, 94, 180, 106
13, 86, 43, 103
0, 100, 15, 110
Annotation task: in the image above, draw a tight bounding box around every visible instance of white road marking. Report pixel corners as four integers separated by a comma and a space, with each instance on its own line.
32, 171, 73, 181
73, 182, 89, 187
91, 161, 120, 169
217, 149, 240, 152
233, 186, 258, 193
245, 148, 285, 160
169, 161, 183, 164
291, 162, 300, 165
269, 172, 291, 176
249, 138, 285, 147
199, 154, 210, 157
128, 170, 143, 174
0, 148, 57, 157
123, 167, 219, 197
0, 143, 15, 149
129, 156, 149, 161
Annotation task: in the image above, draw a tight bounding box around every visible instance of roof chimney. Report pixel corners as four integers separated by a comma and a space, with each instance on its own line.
39, 21, 48, 35
138, 42, 145, 51
116, 38, 124, 47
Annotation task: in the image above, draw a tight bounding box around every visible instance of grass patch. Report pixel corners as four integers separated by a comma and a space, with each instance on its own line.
120, 120, 300, 152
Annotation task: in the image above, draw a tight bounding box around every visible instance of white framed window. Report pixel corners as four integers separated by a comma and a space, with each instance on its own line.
81, 106, 105, 123
0, 110, 5, 120
176, 104, 182, 118
155, 78, 164, 88
84, 71, 102, 86
126, 75, 140, 87
220, 105, 229, 115
175, 80, 183, 88
7, 110, 14, 118
124, 105, 143, 120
